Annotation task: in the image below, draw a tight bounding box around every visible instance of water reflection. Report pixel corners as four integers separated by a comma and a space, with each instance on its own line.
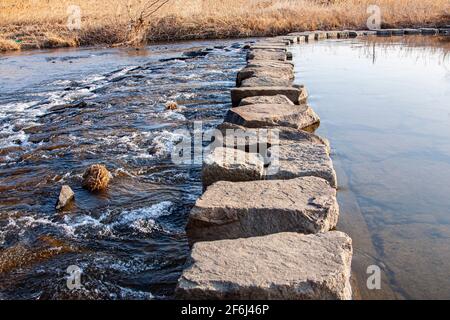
293, 35, 450, 300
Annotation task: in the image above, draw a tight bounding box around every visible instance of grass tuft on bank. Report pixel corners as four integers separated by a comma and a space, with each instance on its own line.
0, 0, 449, 51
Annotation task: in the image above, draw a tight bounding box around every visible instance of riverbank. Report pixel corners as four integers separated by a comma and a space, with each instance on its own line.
1, 0, 449, 52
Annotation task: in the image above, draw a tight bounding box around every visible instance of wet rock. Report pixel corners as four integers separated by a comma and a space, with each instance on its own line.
82, 164, 111, 192
202, 147, 264, 187
266, 142, 337, 188
247, 50, 287, 62
183, 50, 209, 58
56, 185, 75, 210
231, 86, 308, 107
0, 236, 78, 273
186, 176, 339, 243
224, 104, 320, 130
176, 231, 353, 300
239, 95, 294, 106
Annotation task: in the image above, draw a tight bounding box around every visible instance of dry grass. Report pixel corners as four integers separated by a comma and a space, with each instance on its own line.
0, 0, 449, 51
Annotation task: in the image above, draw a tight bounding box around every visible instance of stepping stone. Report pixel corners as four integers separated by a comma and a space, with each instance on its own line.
404, 28, 421, 35
231, 86, 307, 107
250, 45, 287, 51
214, 122, 330, 153
240, 76, 293, 87
327, 31, 339, 38
186, 176, 339, 243
421, 28, 438, 35
176, 231, 353, 300
237, 64, 294, 87
266, 142, 337, 188
247, 50, 287, 62
389, 29, 405, 36
202, 147, 264, 187
338, 31, 350, 38
314, 31, 327, 40
376, 29, 392, 36
239, 95, 294, 106
224, 104, 320, 130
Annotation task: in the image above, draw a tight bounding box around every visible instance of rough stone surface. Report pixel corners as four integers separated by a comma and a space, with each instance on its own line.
231, 86, 307, 107
338, 31, 349, 39
314, 31, 327, 40
266, 142, 337, 188
247, 50, 286, 62
225, 104, 320, 130
237, 64, 294, 87
249, 45, 287, 51
186, 176, 339, 243
202, 147, 264, 187
56, 185, 75, 210
239, 95, 294, 106
176, 231, 353, 300
215, 122, 330, 153
240, 76, 292, 87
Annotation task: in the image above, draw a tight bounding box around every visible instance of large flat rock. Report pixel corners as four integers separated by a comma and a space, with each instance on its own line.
240, 76, 293, 87
213, 123, 330, 156
266, 142, 337, 187
176, 231, 353, 300
231, 86, 307, 107
239, 95, 294, 106
186, 177, 339, 243
247, 50, 287, 62
224, 104, 320, 130
202, 147, 264, 187
237, 64, 294, 87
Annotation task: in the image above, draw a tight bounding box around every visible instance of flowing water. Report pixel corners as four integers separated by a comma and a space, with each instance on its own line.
1, 34, 449, 300
0, 39, 248, 299
292, 35, 450, 300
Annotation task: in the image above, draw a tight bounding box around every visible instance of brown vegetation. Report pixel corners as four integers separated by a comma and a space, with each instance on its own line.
0, 0, 449, 52
82, 164, 111, 192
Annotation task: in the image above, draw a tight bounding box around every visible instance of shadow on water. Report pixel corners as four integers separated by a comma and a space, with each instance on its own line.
293, 35, 450, 300
0, 39, 250, 299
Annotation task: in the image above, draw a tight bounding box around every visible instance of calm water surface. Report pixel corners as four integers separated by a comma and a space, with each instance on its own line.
292, 36, 450, 300
0, 39, 248, 299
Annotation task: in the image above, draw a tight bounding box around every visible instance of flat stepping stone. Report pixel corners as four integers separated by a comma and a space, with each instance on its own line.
176, 231, 353, 300
202, 147, 264, 187
186, 176, 339, 243
240, 76, 293, 87
266, 142, 337, 188
237, 64, 294, 87
224, 104, 320, 130
247, 50, 287, 62
215, 122, 330, 153
239, 95, 294, 106
231, 86, 307, 107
